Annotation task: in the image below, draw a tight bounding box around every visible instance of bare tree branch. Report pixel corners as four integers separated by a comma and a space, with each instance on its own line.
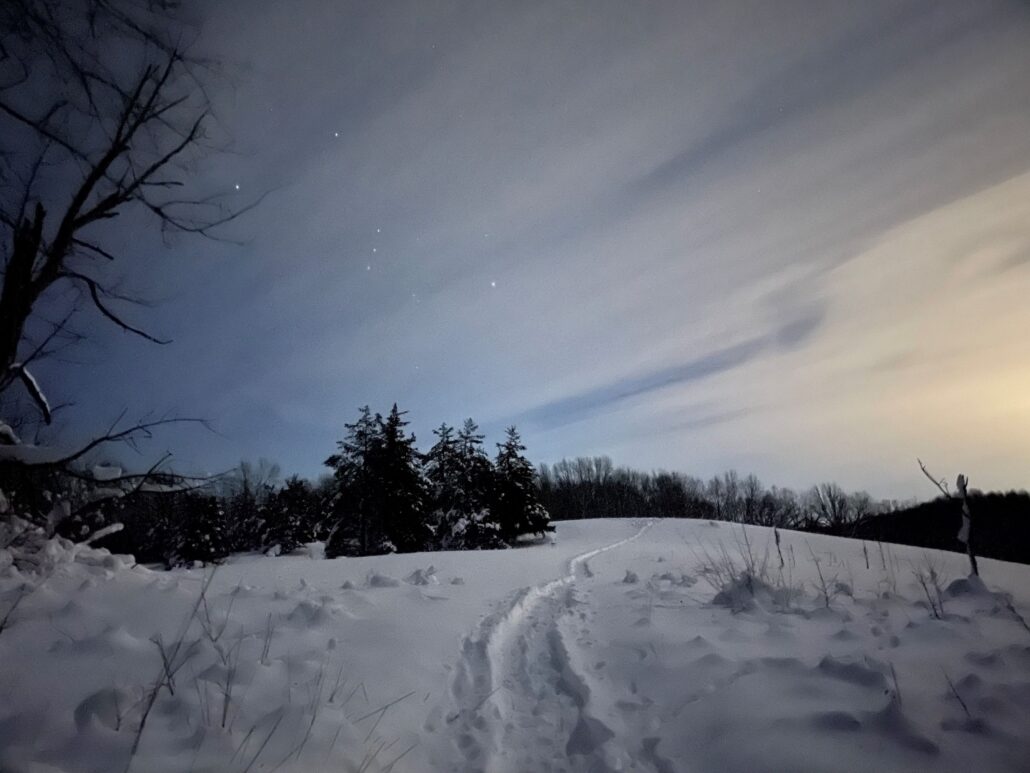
0, 0, 261, 415
59, 270, 170, 344
917, 458, 951, 499
0, 415, 210, 473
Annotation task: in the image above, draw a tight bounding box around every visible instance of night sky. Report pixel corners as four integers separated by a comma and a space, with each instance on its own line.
42, 0, 1030, 498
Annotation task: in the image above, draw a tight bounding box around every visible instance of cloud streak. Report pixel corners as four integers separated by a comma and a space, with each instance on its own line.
41, 0, 1030, 498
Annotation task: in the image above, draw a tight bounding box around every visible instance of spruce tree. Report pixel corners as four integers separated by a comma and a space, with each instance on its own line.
455, 419, 504, 548
425, 422, 460, 537
325, 406, 383, 557
325, 405, 430, 555
425, 419, 504, 549
493, 426, 552, 542
264, 476, 319, 555
374, 404, 431, 553
177, 494, 230, 565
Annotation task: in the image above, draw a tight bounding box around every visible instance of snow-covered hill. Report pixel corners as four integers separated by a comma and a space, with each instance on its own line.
2, 519, 1029, 772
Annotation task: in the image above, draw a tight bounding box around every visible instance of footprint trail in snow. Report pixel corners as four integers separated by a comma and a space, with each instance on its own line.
446, 520, 656, 773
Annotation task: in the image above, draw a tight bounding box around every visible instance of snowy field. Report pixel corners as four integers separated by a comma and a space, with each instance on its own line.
2, 518, 1029, 772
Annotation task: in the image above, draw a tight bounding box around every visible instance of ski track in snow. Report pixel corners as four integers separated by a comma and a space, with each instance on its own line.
446, 520, 655, 773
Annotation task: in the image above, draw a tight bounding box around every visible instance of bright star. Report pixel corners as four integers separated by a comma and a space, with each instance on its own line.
234, 183, 240, 191
490, 281, 497, 288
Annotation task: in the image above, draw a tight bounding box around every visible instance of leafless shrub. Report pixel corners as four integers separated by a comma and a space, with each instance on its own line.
126, 570, 215, 772
260, 612, 277, 665
912, 556, 948, 620
806, 542, 840, 609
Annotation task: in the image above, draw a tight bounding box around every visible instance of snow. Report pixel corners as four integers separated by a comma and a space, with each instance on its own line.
2, 519, 1030, 772
0, 442, 71, 464
14, 363, 51, 424
0, 421, 19, 446
90, 464, 123, 482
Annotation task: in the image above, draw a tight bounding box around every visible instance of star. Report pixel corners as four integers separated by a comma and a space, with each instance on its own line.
234, 183, 240, 191
490, 281, 497, 288
333, 131, 340, 138
372, 247, 377, 253
376, 227, 381, 234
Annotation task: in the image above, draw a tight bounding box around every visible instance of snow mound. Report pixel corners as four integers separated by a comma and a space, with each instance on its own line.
304, 541, 326, 560
711, 572, 786, 612
655, 570, 695, 587
404, 565, 439, 586
0, 531, 135, 578
817, 655, 888, 689
48, 625, 148, 656
73, 687, 134, 731
946, 574, 990, 597
365, 571, 400, 588
285, 599, 349, 626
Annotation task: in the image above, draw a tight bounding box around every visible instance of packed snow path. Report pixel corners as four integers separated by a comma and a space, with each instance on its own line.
445, 521, 656, 772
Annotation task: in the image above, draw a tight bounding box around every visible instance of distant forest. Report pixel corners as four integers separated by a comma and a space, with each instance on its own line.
538, 456, 1030, 565
10, 427, 1029, 567
537, 456, 885, 529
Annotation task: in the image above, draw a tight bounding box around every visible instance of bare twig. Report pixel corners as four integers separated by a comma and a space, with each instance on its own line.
942, 668, 972, 719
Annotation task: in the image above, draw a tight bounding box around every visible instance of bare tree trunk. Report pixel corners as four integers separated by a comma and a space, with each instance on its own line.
955, 474, 978, 577
917, 459, 979, 577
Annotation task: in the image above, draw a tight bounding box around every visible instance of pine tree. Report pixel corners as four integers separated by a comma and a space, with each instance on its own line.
425, 419, 504, 549
374, 404, 431, 553
325, 405, 431, 556
425, 422, 460, 533
325, 406, 383, 557
264, 476, 319, 555
493, 426, 552, 542
177, 494, 230, 565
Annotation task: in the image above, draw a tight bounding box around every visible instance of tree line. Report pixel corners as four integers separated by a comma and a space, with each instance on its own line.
60, 406, 552, 566
537, 456, 891, 531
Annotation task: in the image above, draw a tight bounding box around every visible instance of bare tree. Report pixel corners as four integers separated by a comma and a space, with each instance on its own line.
740, 473, 763, 524
918, 459, 978, 577
803, 482, 867, 532
0, 0, 258, 428
0, 1, 260, 546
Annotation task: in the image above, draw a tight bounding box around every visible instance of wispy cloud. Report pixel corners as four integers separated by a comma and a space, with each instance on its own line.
45, 0, 1030, 497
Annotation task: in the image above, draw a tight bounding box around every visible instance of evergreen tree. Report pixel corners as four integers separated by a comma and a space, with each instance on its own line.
325, 405, 430, 556
373, 404, 431, 553
264, 476, 319, 554
425, 419, 504, 549
493, 426, 552, 541
177, 494, 230, 565
325, 406, 383, 557
226, 483, 255, 552
424, 422, 460, 528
